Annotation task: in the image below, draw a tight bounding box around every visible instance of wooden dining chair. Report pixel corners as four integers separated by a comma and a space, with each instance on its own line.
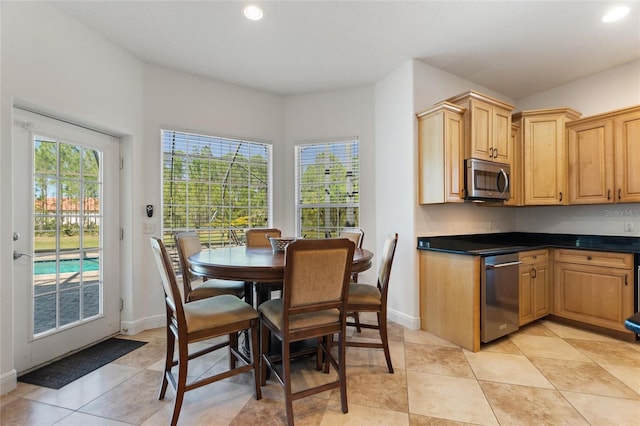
346, 232, 398, 373
258, 238, 354, 426
244, 228, 282, 247
174, 231, 245, 302
244, 228, 283, 305
339, 227, 364, 282
150, 238, 262, 426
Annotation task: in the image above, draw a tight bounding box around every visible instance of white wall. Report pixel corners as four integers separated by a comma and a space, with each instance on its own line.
137, 65, 286, 331
0, 1, 144, 394
514, 60, 640, 237
283, 86, 376, 282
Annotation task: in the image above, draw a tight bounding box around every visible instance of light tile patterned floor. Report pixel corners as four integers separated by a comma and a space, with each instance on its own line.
2, 318, 639, 425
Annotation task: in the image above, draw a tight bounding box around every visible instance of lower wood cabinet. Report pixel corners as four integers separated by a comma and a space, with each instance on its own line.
519, 249, 550, 325
553, 249, 634, 332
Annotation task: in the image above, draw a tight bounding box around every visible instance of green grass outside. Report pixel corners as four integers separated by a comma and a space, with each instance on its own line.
34, 235, 100, 252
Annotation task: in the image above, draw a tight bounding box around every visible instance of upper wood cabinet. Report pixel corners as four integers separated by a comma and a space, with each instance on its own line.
504, 121, 522, 206
447, 91, 515, 165
513, 108, 582, 206
567, 105, 640, 204
416, 102, 466, 204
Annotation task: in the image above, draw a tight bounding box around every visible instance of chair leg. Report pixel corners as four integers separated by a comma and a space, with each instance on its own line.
260, 320, 269, 386
353, 311, 362, 333
282, 338, 294, 426
230, 331, 238, 369
338, 330, 348, 414
378, 311, 393, 373
323, 335, 332, 374
249, 319, 262, 400
171, 340, 189, 426
159, 322, 174, 400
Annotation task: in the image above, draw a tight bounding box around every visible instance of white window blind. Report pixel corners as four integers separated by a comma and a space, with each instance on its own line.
162, 130, 272, 248
295, 140, 359, 238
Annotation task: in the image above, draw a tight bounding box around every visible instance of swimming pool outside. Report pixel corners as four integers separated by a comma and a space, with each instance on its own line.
33, 258, 100, 275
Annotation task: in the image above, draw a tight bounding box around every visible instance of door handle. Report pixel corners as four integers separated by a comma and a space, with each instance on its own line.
13, 251, 33, 260
486, 261, 522, 269
532, 268, 537, 279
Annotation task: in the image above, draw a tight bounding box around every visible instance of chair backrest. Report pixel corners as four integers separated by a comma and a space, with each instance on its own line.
150, 237, 186, 329
339, 227, 364, 248
377, 233, 398, 302
174, 231, 202, 301
245, 228, 281, 248
282, 238, 354, 322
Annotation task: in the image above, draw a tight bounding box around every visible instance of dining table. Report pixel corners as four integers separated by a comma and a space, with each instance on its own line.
189, 245, 374, 307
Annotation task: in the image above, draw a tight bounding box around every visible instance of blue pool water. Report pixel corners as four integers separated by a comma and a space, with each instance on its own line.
33, 258, 100, 275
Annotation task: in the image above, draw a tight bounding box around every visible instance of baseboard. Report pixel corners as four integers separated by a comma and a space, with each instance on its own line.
120, 314, 165, 336
388, 307, 420, 330
0, 369, 17, 395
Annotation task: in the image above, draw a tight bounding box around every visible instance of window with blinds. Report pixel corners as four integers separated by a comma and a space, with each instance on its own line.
162, 130, 272, 248
295, 140, 359, 238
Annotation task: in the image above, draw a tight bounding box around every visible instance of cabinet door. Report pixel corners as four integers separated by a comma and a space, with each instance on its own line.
532, 263, 550, 319
444, 110, 465, 202
504, 123, 522, 206
523, 116, 567, 205
469, 99, 493, 161
519, 265, 535, 325
614, 109, 640, 203
568, 119, 614, 204
493, 106, 512, 164
554, 262, 633, 332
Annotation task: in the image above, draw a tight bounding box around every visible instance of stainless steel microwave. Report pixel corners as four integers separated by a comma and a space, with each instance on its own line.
464, 158, 510, 201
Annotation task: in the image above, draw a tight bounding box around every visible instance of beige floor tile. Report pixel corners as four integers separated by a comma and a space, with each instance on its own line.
408, 413, 474, 425
118, 327, 166, 343
112, 339, 166, 369
144, 380, 255, 426
20, 363, 140, 410
561, 391, 640, 425
404, 343, 475, 379
538, 320, 622, 342
515, 322, 558, 337
481, 382, 588, 425
53, 411, 133, 426
79, 369, 168, 424
529, 356, 639, 399
334, 365, 408, 412
600, 364, 640, 395
407, 372, 498, 425
344, 338, 405, 370
510, 333, 592, 361
566, 338, 640, 369
464, 350, 554, 388
321, 400, 409, 426
480, 336, 523, 355
0, 397, 72, 426
349, 319, 405, 343
403, 329, 459, 348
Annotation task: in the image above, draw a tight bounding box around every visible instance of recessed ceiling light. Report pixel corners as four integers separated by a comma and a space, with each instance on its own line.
602, 6, 630, 22
244, 5, 263, 21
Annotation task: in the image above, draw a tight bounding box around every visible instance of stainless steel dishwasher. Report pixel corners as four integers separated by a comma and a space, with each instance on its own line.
481, 253, 522, 343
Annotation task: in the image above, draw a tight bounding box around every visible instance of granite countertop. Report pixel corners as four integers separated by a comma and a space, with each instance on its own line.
417, 232, 640, 256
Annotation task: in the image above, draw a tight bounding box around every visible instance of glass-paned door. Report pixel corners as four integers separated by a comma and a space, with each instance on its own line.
13, 108, 120, 373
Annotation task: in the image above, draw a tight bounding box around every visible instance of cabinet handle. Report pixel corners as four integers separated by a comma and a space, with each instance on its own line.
618, 189, 622, 200
625, 274, 628, 286
489, 147, 494, 158
607, 189, 611, 200
494, 148, 498, 158
586, 256, 592, 260
532, 268, 537, 279
532, 255, 537, 260
559, 192, 563, 202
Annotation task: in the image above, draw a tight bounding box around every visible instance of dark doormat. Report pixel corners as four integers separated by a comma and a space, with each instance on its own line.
18, 337, 147, 389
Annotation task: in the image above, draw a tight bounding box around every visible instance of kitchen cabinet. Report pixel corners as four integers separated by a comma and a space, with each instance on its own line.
567, 105, 640, 204
504, 121, 522, 206
447, 91, 515, 165
553, 249, 634, 333
416, 102, 466, 204
519, 249, 550, 325
513, 108, 581, 206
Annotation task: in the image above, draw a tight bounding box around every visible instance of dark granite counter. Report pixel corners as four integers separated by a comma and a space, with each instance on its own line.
417, 232, 640, 256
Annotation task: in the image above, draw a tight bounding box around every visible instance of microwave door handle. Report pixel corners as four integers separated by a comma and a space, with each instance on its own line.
497, 168, 509, 195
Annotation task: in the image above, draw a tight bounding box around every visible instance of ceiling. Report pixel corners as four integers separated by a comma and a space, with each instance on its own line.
52, 1, 640, 99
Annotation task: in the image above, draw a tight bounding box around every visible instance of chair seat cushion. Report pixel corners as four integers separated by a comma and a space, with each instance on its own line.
348, 283, 381, 307
184, 294, 258, 334
259, 299, 340, 331
190, 278, 245, 300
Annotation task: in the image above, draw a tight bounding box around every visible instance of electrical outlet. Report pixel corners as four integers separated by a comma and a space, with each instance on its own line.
143, 223, 155, 234
624, 221, 635, 232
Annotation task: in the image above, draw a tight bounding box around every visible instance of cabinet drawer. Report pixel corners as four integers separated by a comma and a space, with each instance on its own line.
553, 249, 633, 269
519, 249, 548, 264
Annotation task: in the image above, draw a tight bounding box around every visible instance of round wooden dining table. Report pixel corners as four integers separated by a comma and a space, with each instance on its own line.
189, 245, 374, 306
